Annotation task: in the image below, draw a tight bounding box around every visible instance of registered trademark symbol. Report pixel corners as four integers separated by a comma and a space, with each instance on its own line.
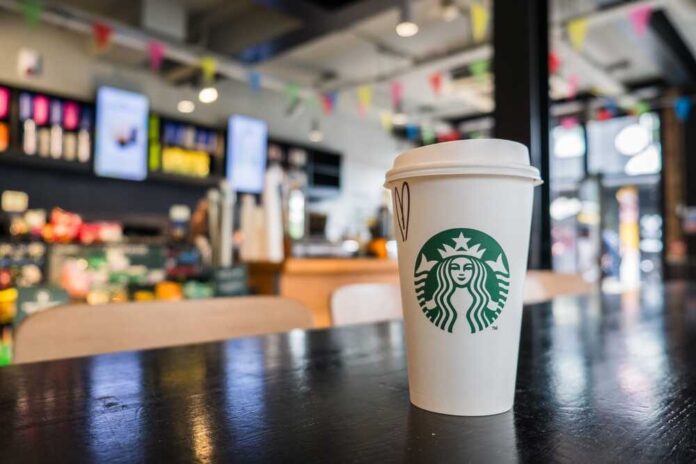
492, 326, 499, 331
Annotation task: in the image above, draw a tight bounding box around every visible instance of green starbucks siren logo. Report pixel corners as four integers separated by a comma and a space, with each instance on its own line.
414, 228, 510, 334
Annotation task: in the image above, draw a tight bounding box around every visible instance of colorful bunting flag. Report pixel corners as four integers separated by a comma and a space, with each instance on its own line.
421, 126, 436, 145
469, 59, 490, 81
628, 5, 652, 37
674, 96, 692, 122
567, 17, 589, 51
470, 3, 489, 43
560, 117, 578, 128
321, 91, 338, 115
380, 111, 393, 131
567, 74, 579, 99
92, 22, 113, 51
21, 0, 42, 27
631, 101, 650, 116
604, 97, 619, 115
596, 108, 612, 121
248, 71, 262, 93
549, 51, 561, 74
357, 85, 373, 115
285, 83, 300, 106
200, 57, 217, 82
405, 124, 420, 141
390, 81, 403, 109
429, 72, 443, 96
147, 41, 165, 72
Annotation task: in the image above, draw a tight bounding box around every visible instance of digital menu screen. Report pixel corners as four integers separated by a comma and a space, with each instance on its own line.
227, 115, 268, 193
95, 87, 148, 181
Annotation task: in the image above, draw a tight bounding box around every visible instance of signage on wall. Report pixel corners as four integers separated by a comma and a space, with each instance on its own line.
227, 115, 268, 193
94, 86, 149, 181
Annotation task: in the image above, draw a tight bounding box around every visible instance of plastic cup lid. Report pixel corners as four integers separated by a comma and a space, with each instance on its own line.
385, 139, 542, 186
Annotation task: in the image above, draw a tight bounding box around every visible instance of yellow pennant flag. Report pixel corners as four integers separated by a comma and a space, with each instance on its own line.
200, 56, 217, 82
357, 85, 373, 115
380, 111, 393, 131
567, 17, 589, 51
470, 3, 489, 43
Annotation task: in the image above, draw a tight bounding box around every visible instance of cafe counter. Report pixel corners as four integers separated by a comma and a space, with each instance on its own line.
248, 258, 399, 327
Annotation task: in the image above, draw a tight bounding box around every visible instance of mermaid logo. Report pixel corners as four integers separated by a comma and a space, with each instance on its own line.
414, 228, 510, 334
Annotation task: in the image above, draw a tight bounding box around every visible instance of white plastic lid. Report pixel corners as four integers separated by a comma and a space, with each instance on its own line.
385, 139, 542, 186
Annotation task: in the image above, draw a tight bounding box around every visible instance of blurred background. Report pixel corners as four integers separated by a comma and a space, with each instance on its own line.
0, 0, 695, 364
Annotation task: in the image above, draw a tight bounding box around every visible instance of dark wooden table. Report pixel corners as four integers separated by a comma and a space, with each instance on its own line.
1, 283, 696, 463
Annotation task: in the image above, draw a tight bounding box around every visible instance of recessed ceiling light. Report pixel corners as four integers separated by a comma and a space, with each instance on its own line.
177, 99, 195, 113
396, 0, 418, 37
198, 86, 218, 104
396, 21, 419, 37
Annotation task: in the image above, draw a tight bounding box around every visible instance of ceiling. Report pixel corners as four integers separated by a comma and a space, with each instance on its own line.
22, 0, 696, 125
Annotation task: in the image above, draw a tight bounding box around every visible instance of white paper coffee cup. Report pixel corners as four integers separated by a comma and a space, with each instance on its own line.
385, 139, 542, 416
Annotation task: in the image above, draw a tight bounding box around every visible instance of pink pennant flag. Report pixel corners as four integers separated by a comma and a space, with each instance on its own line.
429, 72, 443, 95
390, 81, 402, 109
628, 5, 652, 37
567, 74, 579, 99
148, 41, 165, 72
560, 117, 578, 129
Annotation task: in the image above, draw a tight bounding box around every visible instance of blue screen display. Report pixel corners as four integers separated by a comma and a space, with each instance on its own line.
226, 115, 268, 193
94, 87, 149, 181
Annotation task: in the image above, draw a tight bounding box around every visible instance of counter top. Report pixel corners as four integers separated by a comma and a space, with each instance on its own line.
1, 283, 694, 462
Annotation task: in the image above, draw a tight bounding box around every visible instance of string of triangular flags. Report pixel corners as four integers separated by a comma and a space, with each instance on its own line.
565, 4, 654, 52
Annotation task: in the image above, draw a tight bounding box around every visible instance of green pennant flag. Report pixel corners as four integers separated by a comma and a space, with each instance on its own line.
632, 101, 650, 116
285, 83, 300, 105
22, 0, 42, 27
469, 59, 490, 81
421, 126, 436, 145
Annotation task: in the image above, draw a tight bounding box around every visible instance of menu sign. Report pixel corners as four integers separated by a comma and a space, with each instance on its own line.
227, 115, 268, 193
94, 87, 148, 181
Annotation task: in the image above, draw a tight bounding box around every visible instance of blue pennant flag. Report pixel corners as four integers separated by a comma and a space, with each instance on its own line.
674, 96, 692, 122
248, 71, 262, 93
406, 124, 420, 141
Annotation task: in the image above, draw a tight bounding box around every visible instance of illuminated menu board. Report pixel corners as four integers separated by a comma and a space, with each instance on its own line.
227, 115, 268, 193
94, 87, 149, 181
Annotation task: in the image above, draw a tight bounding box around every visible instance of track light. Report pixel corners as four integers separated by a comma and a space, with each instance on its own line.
198, 86, 218, 104
177, 99, 195, 113
396, 0, 419, 37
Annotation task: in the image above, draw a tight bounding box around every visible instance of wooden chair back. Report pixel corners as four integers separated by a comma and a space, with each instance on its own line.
524, 271, 593, 304
331, 283, 403, 326
13, 296, 313, 364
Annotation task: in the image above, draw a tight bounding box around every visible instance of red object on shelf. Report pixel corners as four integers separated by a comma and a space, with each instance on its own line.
43, 208, 83, 243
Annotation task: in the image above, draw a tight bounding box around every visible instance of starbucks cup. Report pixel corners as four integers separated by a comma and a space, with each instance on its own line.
385, 139, 542, 416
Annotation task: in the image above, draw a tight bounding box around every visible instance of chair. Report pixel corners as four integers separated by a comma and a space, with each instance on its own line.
13, 296, 313, 364
524, 271, 593, 305
330, 283, 403, 327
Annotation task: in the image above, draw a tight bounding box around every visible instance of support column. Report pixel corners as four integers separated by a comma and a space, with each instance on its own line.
493, 0, 551, 269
